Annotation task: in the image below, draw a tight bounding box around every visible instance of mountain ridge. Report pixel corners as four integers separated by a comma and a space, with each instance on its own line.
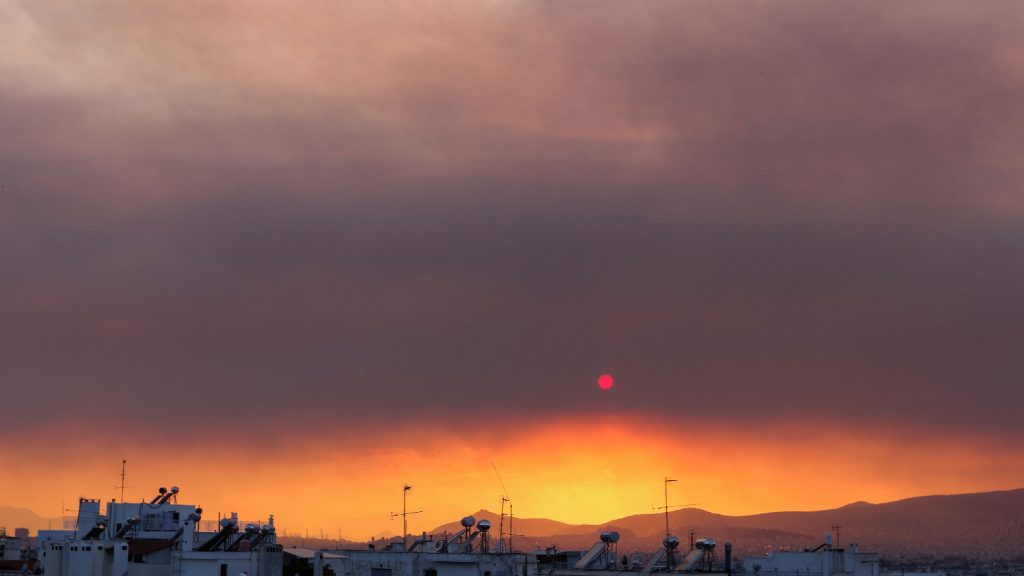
430, 488, 1024, 559
0, 506, 61, 533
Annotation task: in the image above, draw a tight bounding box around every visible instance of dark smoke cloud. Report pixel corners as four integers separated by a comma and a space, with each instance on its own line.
2, 1, 1023, 435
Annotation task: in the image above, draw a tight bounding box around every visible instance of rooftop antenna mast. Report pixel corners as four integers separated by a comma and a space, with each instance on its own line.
61, 499, 80, 530
390, 485, 422, 551
498, 496, 510, 552
663, 478, 676, 536
117, 460, 128, 502
491, 462, 513, 552
509, 500, 513, 554
651, 478, 699, 537
831, 524, 841, 548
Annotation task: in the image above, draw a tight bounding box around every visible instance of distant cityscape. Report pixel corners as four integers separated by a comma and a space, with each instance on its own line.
4, 487, 1024, 576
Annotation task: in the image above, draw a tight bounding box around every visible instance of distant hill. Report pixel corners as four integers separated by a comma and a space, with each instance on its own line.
0, 506, 61, 533
432, 509, 589, 538
429, 489, 1024, 560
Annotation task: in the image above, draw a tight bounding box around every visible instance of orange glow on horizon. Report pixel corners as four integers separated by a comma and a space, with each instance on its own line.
2, 416, 1023, 540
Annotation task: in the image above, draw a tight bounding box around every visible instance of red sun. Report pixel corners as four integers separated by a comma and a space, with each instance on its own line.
598, 374, 614, 390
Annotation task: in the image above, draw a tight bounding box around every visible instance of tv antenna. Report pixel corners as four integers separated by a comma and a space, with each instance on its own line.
492, 462, 514, 552
831, 524, 841, 548
498, 496, 510, 552
60, 499, 80, 529
114, 459, 132, 502
390, 485, 422, 551
651, 477, 698, 537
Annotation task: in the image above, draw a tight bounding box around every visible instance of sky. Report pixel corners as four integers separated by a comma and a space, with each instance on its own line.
2, 1, 1024, 540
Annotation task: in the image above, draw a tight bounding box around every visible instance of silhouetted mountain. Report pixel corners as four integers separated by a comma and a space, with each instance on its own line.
0, 506, 61, 532
429, 489, 1024, 560
432, 509, 590, 538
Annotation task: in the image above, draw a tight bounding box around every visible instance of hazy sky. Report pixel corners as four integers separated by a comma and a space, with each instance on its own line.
2, 1, 1023, 537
